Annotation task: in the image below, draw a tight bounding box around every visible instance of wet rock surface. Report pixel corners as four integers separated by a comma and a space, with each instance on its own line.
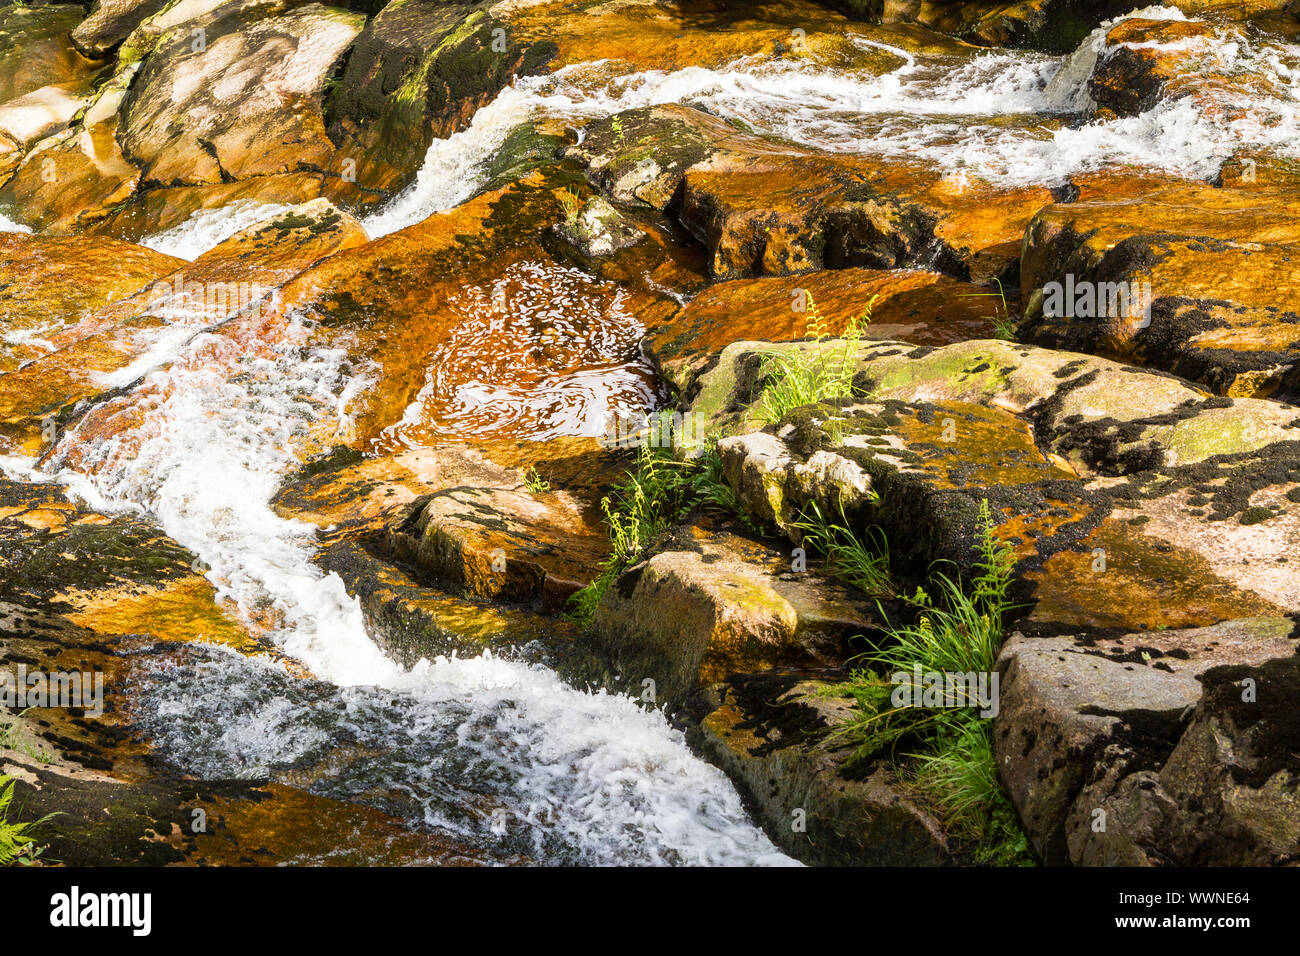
2, 0, 1300, 869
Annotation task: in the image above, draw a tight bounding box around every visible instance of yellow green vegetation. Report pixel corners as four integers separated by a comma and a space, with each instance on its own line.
757, 292, 875, 424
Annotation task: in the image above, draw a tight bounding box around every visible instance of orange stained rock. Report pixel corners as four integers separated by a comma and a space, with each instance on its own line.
271, 172, 685, 448
62, 576, 259, 653
0, 232, 183, 374
0, 118, 142, 234
0, 202, 368, 455
1026, 518, 1287, 632
506, 0, 958, 73
649, 267, 1003, 387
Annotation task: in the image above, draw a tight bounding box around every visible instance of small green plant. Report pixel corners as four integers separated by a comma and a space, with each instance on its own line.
794, 500, 892, 597
523, 466, 550, 495
566, 440, 745, 626
610, 115, 625, 146
0, 775, 54, 866
757, 292, 874, 424
566, 446, 696, 625
827, 500, 1031, 863
556, 186, 584, 228
959, 278, 1017, 341
908, 716, 1031, 865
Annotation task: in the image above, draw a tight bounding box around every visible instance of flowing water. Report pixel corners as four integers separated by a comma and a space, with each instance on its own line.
3, 5, 1295, 864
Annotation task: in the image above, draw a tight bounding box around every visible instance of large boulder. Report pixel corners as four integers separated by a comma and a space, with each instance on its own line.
705, 339, 1300, 633
118, 2, 364, 187
993, 618, 1297, 864
1020, 180, 1300, 402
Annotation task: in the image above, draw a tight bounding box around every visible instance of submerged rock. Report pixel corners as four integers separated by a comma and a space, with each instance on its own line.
0, 5, 100, 106
265, 167, 695, 447
0, 231, 183, 374
0, 199, 366, 454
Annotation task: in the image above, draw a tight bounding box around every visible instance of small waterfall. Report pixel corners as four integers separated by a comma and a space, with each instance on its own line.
24, 308, 792, 866
141, 199, 299, 260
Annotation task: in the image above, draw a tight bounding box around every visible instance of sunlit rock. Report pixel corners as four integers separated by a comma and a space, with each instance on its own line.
0, 231, 183, 374
0, 199, 366, 454
588, 524, 878, 709
995, 620, 1299, 865
118, 2, 364, 187
567, 104, 1052, 282
1021, 182, 1300, 402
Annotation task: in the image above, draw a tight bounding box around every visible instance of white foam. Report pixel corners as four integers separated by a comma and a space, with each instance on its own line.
141, 200, 297, 260
0, 211, 31, 234
30, 313, 791, 865
355, 2, 1300, 235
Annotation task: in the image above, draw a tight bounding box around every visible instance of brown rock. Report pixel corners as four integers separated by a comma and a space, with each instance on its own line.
589, 524, 878, 709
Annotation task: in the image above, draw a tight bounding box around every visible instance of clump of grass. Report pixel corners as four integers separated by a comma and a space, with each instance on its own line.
959, 278, 1017, 341
523, 465, 550, 495
566, 440, 742, 626
0, 775, 54, 866
556, 186, 584, 228
793, 500, 893, 598
827, 499, 1032, 863
757, 292, 875, 424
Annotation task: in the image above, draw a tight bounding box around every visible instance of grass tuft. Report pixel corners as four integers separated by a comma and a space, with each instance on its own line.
757, 292, 874, 424
793, 500, 893, 598
566, 440, 742, 626
826, 499, 1033, 864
